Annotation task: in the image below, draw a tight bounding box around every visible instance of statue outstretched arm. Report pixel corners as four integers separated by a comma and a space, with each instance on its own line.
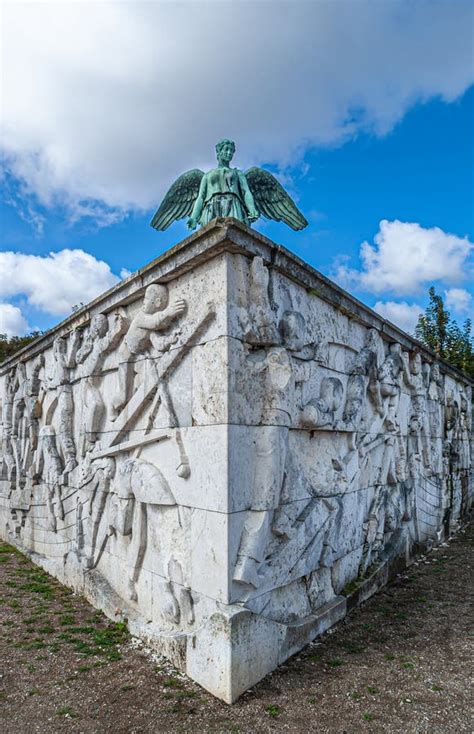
76, 334, 93, 365
239, 171, 259, 222
133, 300, 186, 332
102, 314, 129, 354
188, 175, 207, 230
66, 328, 83, 368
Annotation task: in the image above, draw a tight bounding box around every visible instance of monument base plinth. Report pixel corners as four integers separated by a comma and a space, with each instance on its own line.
1, 219, 472, 701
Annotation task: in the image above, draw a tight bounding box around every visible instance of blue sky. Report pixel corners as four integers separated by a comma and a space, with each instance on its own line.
1, 1, 473, 337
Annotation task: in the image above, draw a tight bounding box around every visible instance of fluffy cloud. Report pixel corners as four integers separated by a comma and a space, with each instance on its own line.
335, 220, 473, 295
0, 303, 30, 337
0, 250, 120, 316
373, 300, 422, 335
445, 287, 472, 314
2, 1, 473, 218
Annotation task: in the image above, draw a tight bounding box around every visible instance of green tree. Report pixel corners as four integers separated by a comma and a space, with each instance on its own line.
415, 287, 473, 378
0, 332, 42, 364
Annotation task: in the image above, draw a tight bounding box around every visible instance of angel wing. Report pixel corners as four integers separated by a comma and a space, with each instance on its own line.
150, 169, 204, 231
245, 167, 308, 231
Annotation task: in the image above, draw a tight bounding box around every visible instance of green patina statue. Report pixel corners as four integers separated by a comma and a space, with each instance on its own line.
151, 139, 308, 232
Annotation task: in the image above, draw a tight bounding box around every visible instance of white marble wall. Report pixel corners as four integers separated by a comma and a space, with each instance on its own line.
0, 220, 472, 702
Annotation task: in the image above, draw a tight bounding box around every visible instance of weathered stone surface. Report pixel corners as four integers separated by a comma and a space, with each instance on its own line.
0, 219, 472, 703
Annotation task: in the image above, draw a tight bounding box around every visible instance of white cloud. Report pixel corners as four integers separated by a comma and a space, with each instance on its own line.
373, 300, 422, 334
445, 287, 472, 314
1, 1, 473, 219
0, 250, 120, 316
0, 303, 30, 337
335, 220, 473, 295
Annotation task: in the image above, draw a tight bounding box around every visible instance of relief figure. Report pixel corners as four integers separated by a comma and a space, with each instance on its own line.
47, 333, 82, 473
111, 284, 186, 417
234, 311, 335, 589
76, 313, 128, 455
1, 372, 16, 488
342, 328, 383, 429
76, 457, 116, 569
404, 352, 432, 472
32, 425, 64, 532
244, 257, 279, 346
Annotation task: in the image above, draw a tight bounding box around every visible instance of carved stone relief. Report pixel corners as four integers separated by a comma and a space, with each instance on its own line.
0, 233, 471, 705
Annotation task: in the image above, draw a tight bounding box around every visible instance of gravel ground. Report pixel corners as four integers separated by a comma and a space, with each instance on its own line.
1, 520, 473, 733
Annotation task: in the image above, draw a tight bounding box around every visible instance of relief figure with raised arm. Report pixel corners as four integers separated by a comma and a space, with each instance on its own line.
111, 284, 186, 418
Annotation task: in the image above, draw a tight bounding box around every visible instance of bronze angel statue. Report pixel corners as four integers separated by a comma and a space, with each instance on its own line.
150, 139, 308, 232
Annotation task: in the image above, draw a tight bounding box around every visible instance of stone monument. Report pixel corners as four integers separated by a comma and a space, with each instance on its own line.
0, 149, 472, 702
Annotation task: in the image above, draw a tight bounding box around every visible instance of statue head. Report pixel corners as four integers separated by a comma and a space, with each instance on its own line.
16, 361, 27, 381
411, 351, 422, 374
53, 335, 67, 358
90, 314, 108, 338
280, 310, 305, 351
365, 328, 380, 352
320, 377, 344, 413
96, 457, 116, 482
143, 284, 168, 314
215, 139, 235, 165
431, 362, 441, 383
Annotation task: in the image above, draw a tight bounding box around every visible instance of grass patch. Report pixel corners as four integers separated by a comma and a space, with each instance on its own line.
265, 705, 281, 718
59, 614, 76, 626
58, 632, 73, 642
73, 641, 100, 656
86, 613, 104, 624
56, 706, 77, 718
21, 581, 54, 600
17, 639, 47, 650
343, 642, 366, 654
171, 690, 197, 701
70, 626, 94, 635
37, 625, 55, 634
92, 622, 128, 648
106, 650, 122, 662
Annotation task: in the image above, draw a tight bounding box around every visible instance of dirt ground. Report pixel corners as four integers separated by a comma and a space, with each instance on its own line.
1, 521, 473, 734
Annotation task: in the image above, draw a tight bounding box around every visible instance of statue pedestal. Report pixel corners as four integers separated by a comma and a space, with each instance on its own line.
0, 219, 472, 702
